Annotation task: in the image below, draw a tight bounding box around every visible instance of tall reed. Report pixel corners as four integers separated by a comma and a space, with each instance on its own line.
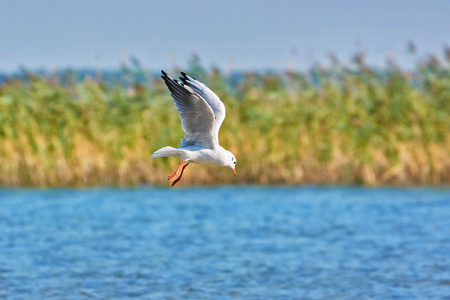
0, 52, 449, 187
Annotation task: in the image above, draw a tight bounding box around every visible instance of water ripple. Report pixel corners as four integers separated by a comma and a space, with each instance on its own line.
0, 186, 449, 299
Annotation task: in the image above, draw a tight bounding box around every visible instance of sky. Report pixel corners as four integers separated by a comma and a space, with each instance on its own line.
1, 0, 449, 72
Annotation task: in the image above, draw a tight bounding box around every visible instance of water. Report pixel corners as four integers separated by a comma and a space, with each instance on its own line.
0, 187, 449, 299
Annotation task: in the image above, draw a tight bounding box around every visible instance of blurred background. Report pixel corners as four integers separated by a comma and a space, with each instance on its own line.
0, 0, 449, 187
1, 2, 450, 299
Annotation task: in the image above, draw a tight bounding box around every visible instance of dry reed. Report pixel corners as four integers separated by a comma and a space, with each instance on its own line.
0, 54, 449, 187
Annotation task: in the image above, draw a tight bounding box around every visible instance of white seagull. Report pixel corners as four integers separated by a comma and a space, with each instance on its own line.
151, 70, 237, 187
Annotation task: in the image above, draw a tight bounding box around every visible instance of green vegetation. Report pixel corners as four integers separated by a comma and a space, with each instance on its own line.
0, 52, 449, 187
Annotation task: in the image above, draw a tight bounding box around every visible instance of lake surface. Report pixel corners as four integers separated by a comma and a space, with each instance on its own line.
0, 186, 449, 299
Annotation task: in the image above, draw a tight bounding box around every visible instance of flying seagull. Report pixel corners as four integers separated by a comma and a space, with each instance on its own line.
152, 70, 237, 187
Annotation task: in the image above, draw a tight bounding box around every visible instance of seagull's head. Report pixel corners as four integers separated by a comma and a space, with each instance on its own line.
226, 151, 237, 176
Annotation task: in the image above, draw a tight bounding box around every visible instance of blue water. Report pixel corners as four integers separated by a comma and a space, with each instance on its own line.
0, 187, 449, 299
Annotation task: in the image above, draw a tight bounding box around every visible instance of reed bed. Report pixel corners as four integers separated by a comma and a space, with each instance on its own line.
0, 54, 449, 187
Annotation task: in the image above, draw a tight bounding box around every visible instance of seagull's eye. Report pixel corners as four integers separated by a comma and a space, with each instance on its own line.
234, 162, 236, 165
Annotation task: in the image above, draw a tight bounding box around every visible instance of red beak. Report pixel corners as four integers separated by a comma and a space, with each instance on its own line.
232, 169, 236, 176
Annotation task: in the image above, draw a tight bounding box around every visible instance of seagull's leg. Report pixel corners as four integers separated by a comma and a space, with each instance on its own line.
171, 163, 189, 187
168, 160, 186, 180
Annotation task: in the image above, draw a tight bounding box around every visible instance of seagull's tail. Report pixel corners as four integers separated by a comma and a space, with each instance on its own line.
151, 146, 181, 159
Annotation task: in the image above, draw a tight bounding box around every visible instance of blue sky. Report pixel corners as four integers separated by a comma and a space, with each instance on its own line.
1, 0, 449, 72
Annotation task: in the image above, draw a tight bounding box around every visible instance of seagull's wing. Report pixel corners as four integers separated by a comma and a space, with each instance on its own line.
180, 72, 226, 145
161, 70, 215, 148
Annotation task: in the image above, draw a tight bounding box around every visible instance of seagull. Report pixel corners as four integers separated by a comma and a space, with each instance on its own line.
151, 70, 237, 187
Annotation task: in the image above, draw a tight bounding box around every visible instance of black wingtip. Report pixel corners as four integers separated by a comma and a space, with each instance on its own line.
181, 71, 197, 80
161, 70, 167, 76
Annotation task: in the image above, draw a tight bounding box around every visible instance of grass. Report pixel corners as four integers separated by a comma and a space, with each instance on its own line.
0, 51, 449, 187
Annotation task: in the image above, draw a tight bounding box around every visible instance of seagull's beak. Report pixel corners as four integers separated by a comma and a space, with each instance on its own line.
232, 169, 236, 177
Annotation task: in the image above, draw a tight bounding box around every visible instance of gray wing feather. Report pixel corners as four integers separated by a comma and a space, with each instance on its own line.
180, 72, 226, 145
161, 71, 215, 148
